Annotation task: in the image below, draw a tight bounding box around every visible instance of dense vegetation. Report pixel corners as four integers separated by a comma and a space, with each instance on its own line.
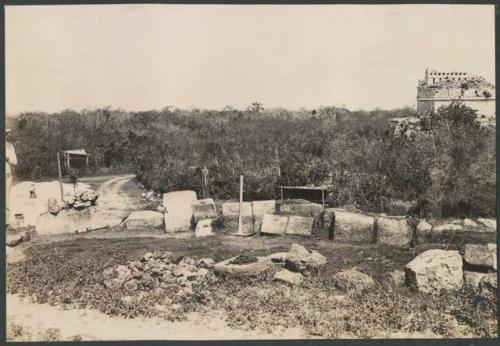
8, 102, 495, 217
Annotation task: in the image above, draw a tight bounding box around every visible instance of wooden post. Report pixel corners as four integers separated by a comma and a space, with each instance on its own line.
237, 175, 244, 233
201, 167, 209, 199
56, 152, 64, 202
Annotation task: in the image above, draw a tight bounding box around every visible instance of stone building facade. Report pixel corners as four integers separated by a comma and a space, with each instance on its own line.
416, 68, 495, 118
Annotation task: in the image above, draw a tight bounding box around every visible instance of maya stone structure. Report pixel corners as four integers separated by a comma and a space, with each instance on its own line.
417, 68, 496, 118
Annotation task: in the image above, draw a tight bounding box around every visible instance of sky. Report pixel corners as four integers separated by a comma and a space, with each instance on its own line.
5, 4, 495, 115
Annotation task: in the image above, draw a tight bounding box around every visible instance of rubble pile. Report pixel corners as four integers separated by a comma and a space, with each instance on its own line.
102, 251, 215, 315
62, 188, 98, 212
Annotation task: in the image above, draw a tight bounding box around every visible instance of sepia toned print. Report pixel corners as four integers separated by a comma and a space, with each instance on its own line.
4, 4, 497, 341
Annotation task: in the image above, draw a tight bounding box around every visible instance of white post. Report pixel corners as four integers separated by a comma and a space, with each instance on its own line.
237, 175, 243, 233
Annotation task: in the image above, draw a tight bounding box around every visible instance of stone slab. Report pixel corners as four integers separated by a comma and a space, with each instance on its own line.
260, 214, 288, 235
333, 210, 375, 243
252, 200, 276, 232
124, 211, 164, 229
285, 215, 313, 236
376, 216, 412, 247
192, 198, 217, 223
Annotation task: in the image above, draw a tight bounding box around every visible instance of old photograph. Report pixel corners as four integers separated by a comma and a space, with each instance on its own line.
4, 3, 498, 341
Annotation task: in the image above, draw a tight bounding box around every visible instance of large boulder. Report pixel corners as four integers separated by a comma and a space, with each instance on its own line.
405, 249, 463, 293
416, 220, 432, 235
251, 200, 276, 232
463, 243, 497, 271
195, 219, 216, 237
479, 273, 497, 294
124, 211, 164, 229
274, 269, 304, 286
285, 243, 326, 273
279, 200, 323, 226
332, 269, 375, 292
260, 214, 288, 235
191, 198, 217, 223
376, 216, 413, 247
221, 202, 254, 235
331, 210, 375, 243
163, 190, 197, 233
285, 215, 313, 236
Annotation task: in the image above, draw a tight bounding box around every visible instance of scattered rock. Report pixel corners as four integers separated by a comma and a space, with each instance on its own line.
477, 218, 496, 230
6, 234, 23, 247
260, 214, 288, 235
274, 269, 304, 286
463, 218, 478, 228
330, 209, 375, 243
376, 216, 412, 247
463, 271, 488, 288
198, 258, 215, 268
285, 243, 326, 273
47, 197, 61, 215
251, 200, 276, 232
463, 243, 497, 271
416, 220, 432, 235
114, 265, 132, 284
163, 190, 197, 233
195, 219, 216, 237
479, 273, 497, 294
332, 269, 375, 292
405, 249, 463, 293
124, 211, 164, 229
123, 279, 139, 291
388, 269, 406, 286
191, 198, 217, 223
285, 215, 314, 236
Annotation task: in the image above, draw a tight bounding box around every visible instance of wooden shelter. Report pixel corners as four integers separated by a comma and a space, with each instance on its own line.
63, 149, 89, 169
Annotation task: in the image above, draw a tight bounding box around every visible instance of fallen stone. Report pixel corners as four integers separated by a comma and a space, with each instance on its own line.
463, 243, 497, 271
477, 218, 496, 230
285, 215, 313, 236
280, 200, 323, 226
156, 205, 166, 213
124, 211, 164, 229
405, 249, 463, 293
332, 210, 375, 243
80, 190, 98, 203
463, 218, 478, 228
47, 197, 61, 215
285, 243, 326, 273
195, 219, 216, 237
332, 269, 375, 292
432, 223, 464, 233
6, 246, 25, 264
221, 202, 254, 235
463, 271, 488, 288
214, 255, 274, 278
376, 217, 412, 247
416, 220, 432, 235
274, 269, 304, 286
191, 198, 217, 223
260, 214, 288, 235
252, 200, 276, 232
36, 209, 91, 235
163, 190, 197, 233
479, 273, 497, 294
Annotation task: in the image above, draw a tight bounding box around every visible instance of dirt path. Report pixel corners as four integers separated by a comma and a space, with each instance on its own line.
96, 174, 138, 211
7, 294, 309, 341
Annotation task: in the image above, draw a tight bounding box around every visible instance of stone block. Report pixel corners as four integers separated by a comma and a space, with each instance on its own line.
195, 219, 216, 237
252, 200, 276, 232
163, 190, 197, 233
192, 198, 217, 223
280, 200, 323, 225
285, 215, 313, 236
260, 214, 288, 235
221, 201, 254, 234
332, 210, 375, 243
463, 243, 497, 271
124, 211, 164, 229
376, 216, 412, 247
